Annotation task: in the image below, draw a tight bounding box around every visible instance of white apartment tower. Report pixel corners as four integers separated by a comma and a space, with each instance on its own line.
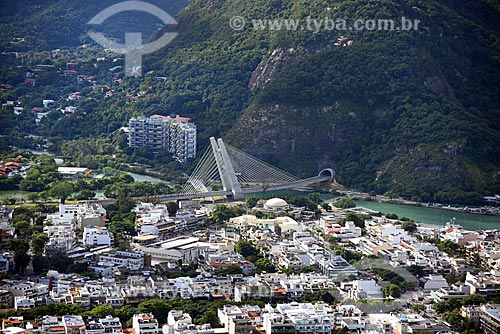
128, 114, 196, 162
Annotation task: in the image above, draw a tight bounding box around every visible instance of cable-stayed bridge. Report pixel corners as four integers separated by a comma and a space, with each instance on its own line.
152, 137, 335, 202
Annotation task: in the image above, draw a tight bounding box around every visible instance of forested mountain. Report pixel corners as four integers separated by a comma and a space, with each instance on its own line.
0, 0, 189, 51
1, 0, 500, 203
148, 0, 500, 202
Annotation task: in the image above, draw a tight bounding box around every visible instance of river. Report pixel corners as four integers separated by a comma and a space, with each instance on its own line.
125, 172, 170, 184
31, 150, 64, 164
356, 200, 500, 231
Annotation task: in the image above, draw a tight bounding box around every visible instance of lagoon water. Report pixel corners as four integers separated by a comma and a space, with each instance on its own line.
126, 172, 170, 184
356, 200, 500, 231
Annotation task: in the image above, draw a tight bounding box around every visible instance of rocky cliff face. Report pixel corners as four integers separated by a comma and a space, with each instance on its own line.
218, 0, 500, 201
228, 104, 359, 174
249, 49, 289, 91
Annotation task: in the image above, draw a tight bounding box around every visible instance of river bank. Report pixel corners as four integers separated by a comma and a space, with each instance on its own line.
355, 200, 500, 231
370, 197, 500, 217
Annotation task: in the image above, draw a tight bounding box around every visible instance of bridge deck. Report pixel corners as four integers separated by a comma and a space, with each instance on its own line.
242, 175, 331, 193
93, 173, 332, 204
149, 175, 331, 202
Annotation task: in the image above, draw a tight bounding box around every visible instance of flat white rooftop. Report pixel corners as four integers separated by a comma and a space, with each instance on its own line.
148, 236, 200, 250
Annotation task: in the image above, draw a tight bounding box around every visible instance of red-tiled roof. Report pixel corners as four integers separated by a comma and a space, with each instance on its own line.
247, 311, 261, 318
50, 326, 65, 331
400, 241, 414, 250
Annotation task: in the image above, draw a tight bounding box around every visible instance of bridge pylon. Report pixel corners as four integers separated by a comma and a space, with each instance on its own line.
179, 137, 334, 201
210, 137, 244, 200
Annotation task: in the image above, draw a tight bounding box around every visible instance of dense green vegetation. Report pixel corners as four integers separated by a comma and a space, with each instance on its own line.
0, 0, 190, 52
433, 295, 487, 333
235, 239, 277, 273
287, 192, 322, 212
333, 197, 356, 209
224, 0, 500, 202
1, 0, 499, 205
340, 212, 371, 229
382, 283, 401, 298
0, 151, 177, 202
6, 205, 86, 275
207, 204, 246, 224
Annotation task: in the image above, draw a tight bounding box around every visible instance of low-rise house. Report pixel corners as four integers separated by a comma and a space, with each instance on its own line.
84, 320, 105, 334
99, 316, 123, 334
132, 314, 161, 334
121, 286, 157, 305
7, 281, 48, 300
465, 271, 500, 296
44, 224, 76, 255
87, 264, 115, 278
14, 296, 35, 310
326, 221, 362, 240
421, 275, 449, 292
39, 315, 65, 334
46, 203, 107, 229
0, 252, 10, 273
68, 286, 91, 310
429, 284, 471, 302
2, 316, 26, 332
449, 257, 475, 275
317, 255, 358, 281
218, 305, 261, 334
62, 315, 85, 334
205, 251, 255, 275
234, 283, 272, 303
341, 280, 383, 301
97, 251, 144, 271
263, 303, 334, 334
0, 222, 14, 248
166, 310, 214, 334
480, 305, 500, 334
461, 305, 481, 327
83, 226, 113, 247
104, 288, 125, 308
0, 289, 13, 308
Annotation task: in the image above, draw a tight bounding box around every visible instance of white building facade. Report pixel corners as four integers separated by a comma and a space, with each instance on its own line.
128, 115, 196, 162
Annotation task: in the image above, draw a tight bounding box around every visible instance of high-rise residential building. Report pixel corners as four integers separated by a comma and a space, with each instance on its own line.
128, 115, 197, 162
